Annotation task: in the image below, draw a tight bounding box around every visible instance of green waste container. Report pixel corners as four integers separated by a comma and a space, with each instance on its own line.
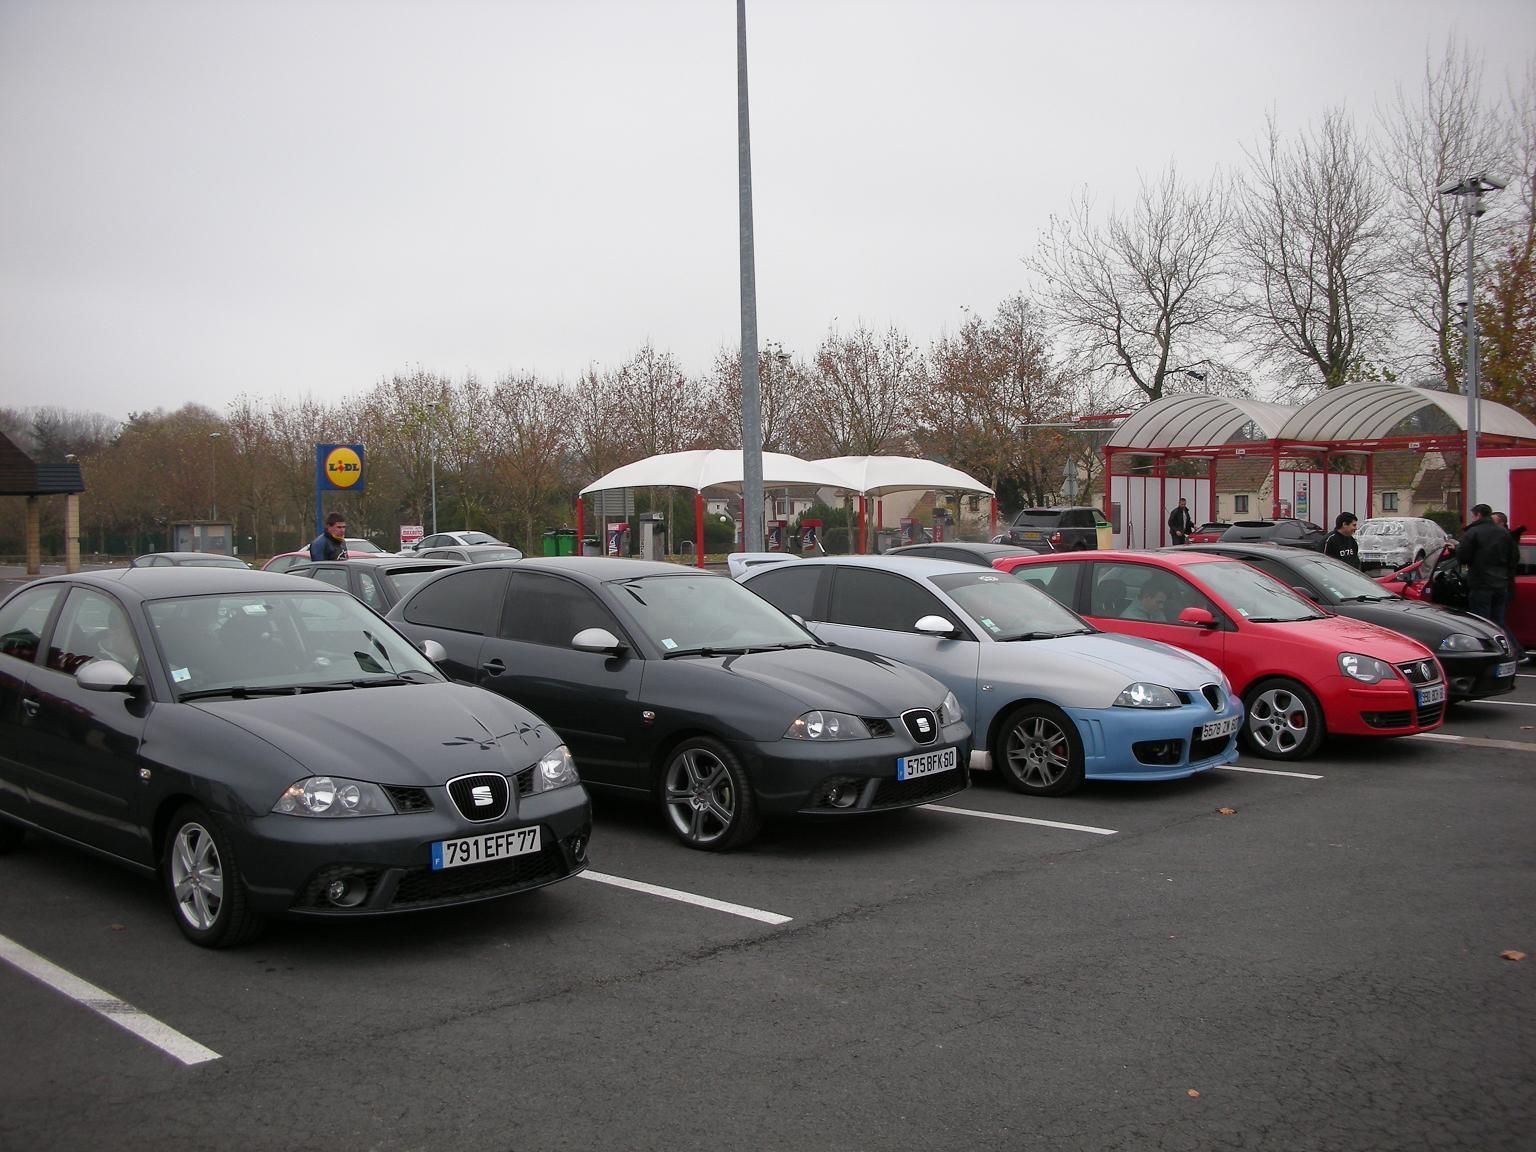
556, 529, 577, 556
542, 530, 559, 557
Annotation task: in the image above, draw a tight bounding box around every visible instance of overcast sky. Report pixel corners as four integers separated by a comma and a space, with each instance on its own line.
2, 0, 1533, 421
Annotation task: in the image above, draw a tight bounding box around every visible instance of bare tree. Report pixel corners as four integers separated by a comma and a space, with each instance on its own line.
1029, 166, 1237, 406
490, 372, 575, 549
699, 340, 814, 452
802, 323, 922, 457
1235, 109, 1395, 388
1479, 60, 1536, 420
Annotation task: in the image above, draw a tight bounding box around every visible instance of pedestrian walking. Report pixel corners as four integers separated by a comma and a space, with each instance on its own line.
308, 512, 350, 562
1167, 498, 1194, 546
1323, 513, 1360, 568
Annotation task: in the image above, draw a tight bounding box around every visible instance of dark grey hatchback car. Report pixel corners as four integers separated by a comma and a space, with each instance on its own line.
386, 558, 971, 851
0, 568, 591, 947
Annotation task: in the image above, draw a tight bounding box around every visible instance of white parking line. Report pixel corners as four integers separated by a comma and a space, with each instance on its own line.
0, 932, 220, 1066
578, 871, 792, 925
1221, 764, 1324, 780
1411, 732, 1536, 753
920, 804, 1117, 836
1483, 699, 1536, 708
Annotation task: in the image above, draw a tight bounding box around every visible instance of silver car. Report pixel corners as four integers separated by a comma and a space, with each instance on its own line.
1356, 517, 1447, 572
738, 555, 1242, 797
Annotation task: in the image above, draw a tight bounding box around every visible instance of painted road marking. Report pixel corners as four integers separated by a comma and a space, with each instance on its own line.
1483, 700, 1536, 708
1411, 732, 1536, 753
920, 804, 1117, 836
579, 871, 792, 925
1222, 764, 1324, 780
0, 933, 220, 1066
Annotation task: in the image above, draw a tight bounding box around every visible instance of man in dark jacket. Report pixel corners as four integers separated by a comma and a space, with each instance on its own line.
1167, 498, 1194, 545
1458, 503, 1512, 628
1323, 512, 1360, 568
308, 512, 350, 561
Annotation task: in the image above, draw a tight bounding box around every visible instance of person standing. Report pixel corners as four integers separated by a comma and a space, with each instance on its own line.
1457, 503, 1512, 628
1491, 511, 1525, 659
1323, 512, 1360, 568
1167, 498, 1195, 546
308, 512, 350, 561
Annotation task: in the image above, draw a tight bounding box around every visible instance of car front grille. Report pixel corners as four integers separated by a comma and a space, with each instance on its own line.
383, 786, 433, 814
391, 846, 567, 908
515, 766, 535, 796
446, 773, 510, 822
1416, 702, 1443, 728
1188, 729, 1231, 761
871, 767, 966, 809
1200, 684, 1223, 710
900, 709, 940, 745
1396, 660, 1440, 686
864, 718, 894, 738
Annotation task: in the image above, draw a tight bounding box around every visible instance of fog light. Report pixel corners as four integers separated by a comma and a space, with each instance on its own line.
568, 834, 588, 863
818, 778, 863, 808
325, 876, 368, 908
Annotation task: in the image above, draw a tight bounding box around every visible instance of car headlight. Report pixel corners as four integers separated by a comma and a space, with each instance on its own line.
273, 776, 393, 817
785, 710, 872, 740
537, 744, 580, 791
939, 690, 963, 725
1115, 682, 1180, 708
1438, 633, 1482, 653
1338, 653, 1395, 683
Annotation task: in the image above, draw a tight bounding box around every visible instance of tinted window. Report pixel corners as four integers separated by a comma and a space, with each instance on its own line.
0, 585, 62, 665
47, 588, 141, 676
311, 568, 350, 591
501, 572, 621, 647
386, 567, 454, 598
745, 564, 822, 620
1007, 563, 1078, 608
356, 569, 383, 611
826, 568, 946, 632
1090, 562, 1216, 626
401, 568, 509, 634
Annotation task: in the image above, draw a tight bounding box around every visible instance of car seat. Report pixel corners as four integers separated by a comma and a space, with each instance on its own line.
1094, 577, 1128, 616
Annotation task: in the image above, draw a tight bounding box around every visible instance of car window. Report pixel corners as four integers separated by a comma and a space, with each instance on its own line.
47, 588, 141, 676
500, 572, 622, 647
311, 568, 350, 592
1192, 560, 1325, 622
356, 569, 383, 611
461, 532, 500, 545
608, 572, 811, 654
931, 571, 1086, 639
1089, 562, 1214, 626
387, 567, 453, 599
744, 564, 822, 619
1006, 562, 1078, 609
401, 567, 509, 634
0, 585, 62, 666
826, 568, 947, 633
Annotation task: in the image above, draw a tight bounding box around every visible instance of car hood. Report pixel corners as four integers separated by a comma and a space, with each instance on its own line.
671, 645, 948, 716
1266, 614, 1435, 661
982, 632, 1224, 693
1335, 598, 1504, 642
190, 682, 560, 786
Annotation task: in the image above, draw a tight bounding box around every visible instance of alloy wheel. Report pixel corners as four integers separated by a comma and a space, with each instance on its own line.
170, 821, 225, 931
1247, 687, 1311, 756
1003, 715, 1072, 789
663, 747, 738, 846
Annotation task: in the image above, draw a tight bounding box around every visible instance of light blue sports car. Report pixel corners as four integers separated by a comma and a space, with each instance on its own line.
738, 555, 1243, 796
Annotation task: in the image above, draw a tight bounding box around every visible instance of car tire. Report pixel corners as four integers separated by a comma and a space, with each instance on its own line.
993, 702, 1086, 796
1241, 677, 1325, 760
162, 804, 264, 948
0, 819, 23, 855
659, 737, 762, 851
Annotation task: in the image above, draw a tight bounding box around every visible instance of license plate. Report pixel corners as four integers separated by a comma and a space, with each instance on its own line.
1495, 660, 1517, 679
1416, 683, 1446, 707
1019, 531, 1043, 539
1200, 716, 1240, 741
897, 746, 957, 780
431, 826, 541, 870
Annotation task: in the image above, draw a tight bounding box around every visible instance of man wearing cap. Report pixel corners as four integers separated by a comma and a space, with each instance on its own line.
1323, 512, 1360, 568
1457, 503, 1513, 628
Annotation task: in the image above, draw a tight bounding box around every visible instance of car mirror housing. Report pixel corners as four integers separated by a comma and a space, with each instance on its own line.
915, 615, 959, 637
77, 659, 137, 692
420, 639, 448, 664
1177, 606, 1216, 628
572, 627, 625, 654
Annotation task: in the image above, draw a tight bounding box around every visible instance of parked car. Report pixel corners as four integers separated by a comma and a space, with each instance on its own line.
1002, 507, 1113, 553
1354, 517, 1447, 572
286, 556, 463, 614
131, 552, 251, 569
883, 541, 1042, 568
386, 557, 971, 851
262, 550, 313, 573
418, 545, 526, 564
1380, 533, 1535, 663
403, 531, 506, 553
737, 555, 1242, 796
994, 550, 1446, 761
0, 568, 591, 947
1218, 518, 1326, 551
1180, 542, 1516, 701
344, 537, 393, 556
1188, 522, 1231, 544
725, 551, 801, 579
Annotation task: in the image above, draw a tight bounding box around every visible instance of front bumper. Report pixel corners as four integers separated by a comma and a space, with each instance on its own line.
1319, 677, 1445, 736
228, 784, 593, 917
732, 721, 973, 816
1065, 695, 1245, 781
1439, 650, 1518, 701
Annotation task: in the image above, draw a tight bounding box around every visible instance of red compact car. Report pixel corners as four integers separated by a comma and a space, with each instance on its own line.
996, 550, 1446, 761
1186, 522, 1231, 544
1379, 534, 1534, 661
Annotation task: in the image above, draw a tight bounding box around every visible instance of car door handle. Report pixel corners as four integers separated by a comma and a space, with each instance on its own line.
482, 659, 505, 676
21, 699, 40, 718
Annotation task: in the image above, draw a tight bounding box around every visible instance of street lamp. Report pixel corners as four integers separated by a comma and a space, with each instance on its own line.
208, 431, 222, 520
1438, 172, 1505, 515
1167, 359, 1212, 383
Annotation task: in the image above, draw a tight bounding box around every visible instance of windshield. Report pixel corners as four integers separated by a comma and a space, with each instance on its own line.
1286, 553, 1398, 602
1193, 560, 1327, 622
933, 571, 1091, 640
146, 591, 443, 697
1358, 521, 1406, 538
387, 568, 454, 596
611, 573, 814, 654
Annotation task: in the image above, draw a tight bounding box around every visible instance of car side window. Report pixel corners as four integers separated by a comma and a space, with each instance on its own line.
0, 585, 62, 666
1010, 563, 1077, 610
744, 565, 822, 620
1246, 557, 1299, 591
500, 572, 622, 647
355, 570, 383, 611
1092, 563, 1215, 626
401, 568, 509, 634
311, 568, 350, 592
46, 588, 141, 676
826, 568, 947, 633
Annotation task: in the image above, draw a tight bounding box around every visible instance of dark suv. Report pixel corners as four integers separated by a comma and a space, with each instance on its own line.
1002, 506, 1111, 553
1217, 518, 1326, 551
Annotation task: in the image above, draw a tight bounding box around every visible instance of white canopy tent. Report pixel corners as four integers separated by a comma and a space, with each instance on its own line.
812, 455, 997, 545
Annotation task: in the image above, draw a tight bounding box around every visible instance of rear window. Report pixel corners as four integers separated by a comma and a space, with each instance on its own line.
1012, 510, 1065, 527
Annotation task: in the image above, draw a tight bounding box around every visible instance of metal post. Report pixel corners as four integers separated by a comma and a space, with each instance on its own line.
737, 0, 764, 553
1463, 200, 1478, 519
430, 451, 438, 534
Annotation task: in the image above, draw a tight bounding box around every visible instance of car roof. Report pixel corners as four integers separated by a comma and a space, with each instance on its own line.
513, 557, 713, 582
1177, 542, 1301, 561
295, 556, 459, 568
15, 566, 353, 606
1003, 548, 1231, 569
756, 553, 989, 578
885, 542, 1036, 560
136, 551, 245, 561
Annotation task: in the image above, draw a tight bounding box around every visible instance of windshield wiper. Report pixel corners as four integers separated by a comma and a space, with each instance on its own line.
1002, 631, 1067, 642
663, 645, 755, 659
179, 684, 356, 701
347, 673, 435, 687
1337, 594, 1393, 603
1245, 616, 1319, 624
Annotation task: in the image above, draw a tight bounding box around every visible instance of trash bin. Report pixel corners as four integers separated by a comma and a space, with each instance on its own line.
581, 536, 601, 556
542, 530, 559, 557
556, 529, 577, 556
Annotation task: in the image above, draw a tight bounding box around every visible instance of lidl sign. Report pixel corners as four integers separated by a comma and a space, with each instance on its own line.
316, 443, 365, 493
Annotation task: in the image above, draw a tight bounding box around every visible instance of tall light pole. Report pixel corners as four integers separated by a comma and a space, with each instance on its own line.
1438, 172, 1505, 517
737, 0, 764, 552
208, 431, 222, 520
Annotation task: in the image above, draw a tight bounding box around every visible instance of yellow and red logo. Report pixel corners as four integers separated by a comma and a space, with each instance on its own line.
324, 445, 363, 488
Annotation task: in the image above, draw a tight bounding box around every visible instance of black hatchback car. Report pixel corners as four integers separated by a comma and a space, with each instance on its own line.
386, 558, 971, 852
286, 556, 463, 614
1218, 519, 1326, 550
1180, 542, 1517, 702
0, 568, 591, 947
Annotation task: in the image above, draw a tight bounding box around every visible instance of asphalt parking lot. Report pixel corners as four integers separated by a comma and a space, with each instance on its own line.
0, 568, 1532, 1151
